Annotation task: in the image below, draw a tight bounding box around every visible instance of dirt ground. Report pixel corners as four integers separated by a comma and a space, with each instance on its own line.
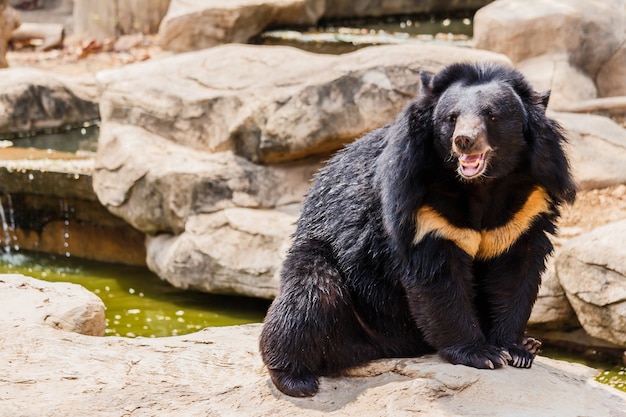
6, 39, 626, 239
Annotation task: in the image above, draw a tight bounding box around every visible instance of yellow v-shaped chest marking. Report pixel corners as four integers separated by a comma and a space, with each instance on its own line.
413, 187, 551, 260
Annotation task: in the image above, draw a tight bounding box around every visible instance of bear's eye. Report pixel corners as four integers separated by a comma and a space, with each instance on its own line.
487, 111, 497, 121
447, 114, 457, 123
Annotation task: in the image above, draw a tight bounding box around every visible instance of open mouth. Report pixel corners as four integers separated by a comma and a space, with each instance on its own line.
458, 152, 489, 179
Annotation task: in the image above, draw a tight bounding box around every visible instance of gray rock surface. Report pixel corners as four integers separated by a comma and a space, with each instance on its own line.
158, 0, 324, 52
517, 54, 597, 109
2, 275, 625, 416
554, 112, 626, 190
528, 256, 578, 328
157, 0, 494, 52
0, 1, 19, 68
146, 208, 296, 298
0, 273, 105, 335
0, 67, 99, 133
94, 122, 319, 235
557, 220, 626, 346
474, 0, 626, 106
96, 43, 511, 164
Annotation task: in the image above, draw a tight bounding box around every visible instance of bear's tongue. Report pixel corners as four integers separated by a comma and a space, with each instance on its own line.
458, 153, 485, 177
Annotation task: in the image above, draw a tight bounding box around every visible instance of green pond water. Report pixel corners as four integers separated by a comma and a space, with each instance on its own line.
0, 251, 270, 337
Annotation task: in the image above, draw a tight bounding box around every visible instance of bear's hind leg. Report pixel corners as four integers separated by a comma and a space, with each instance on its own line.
260, 240, 374, 397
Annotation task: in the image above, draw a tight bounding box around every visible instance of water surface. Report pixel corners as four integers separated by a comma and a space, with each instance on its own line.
0, 251, 270, 337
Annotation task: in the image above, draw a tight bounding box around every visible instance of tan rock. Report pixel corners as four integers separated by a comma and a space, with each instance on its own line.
557, 220, 626, 346
0, 273, 105, 335
158, 0, 324, 52
596, 42, 626, 98
146, 208, 296, 298
1, 308, 625, 416
94, 122, 320, 235
474, 0, 625, 77
74, 0, 171, 39
96, 43, 511, 164
529, 256, 577, 328
517, 54, 597, 109
0, 1, 19, 68
554, 112, 626, 190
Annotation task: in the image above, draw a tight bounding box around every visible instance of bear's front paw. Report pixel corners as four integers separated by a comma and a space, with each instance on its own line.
503, 336, 542, 368
439, 343, 512, 369
267, 368, 319, 397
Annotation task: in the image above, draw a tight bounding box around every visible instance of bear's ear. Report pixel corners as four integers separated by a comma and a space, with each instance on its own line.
420, 71, 433, 93
539, 90, 551, 109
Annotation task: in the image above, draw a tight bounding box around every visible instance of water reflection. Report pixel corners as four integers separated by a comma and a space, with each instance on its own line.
0, 121, 100, 154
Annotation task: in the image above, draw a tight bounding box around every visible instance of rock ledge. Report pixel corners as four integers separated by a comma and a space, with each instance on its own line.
1, 274, 625, 417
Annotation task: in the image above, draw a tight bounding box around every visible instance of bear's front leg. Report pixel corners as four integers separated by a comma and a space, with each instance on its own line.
404, 238, 511, 369
474, 222, 553, 369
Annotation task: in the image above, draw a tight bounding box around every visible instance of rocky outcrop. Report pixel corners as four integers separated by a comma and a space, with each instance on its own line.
0, 273, 105, 335
157, 0, 494, 52
146, 208, 296, 298
557, 220, 626, 346
554, 112, 626, 190
93, 43, 511, 296
2, 274, 625, 416
0, 1, 19, 68
97, 44, 509, 165
158, 0, 324, 52
528, 257, 578, 328
474, 0, 626, 108
74, 0, 171, 40
0, 67, 99, 133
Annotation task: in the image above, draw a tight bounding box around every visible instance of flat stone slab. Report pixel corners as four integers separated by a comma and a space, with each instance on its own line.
96, 43, 511, 164
2, 275, 625, 416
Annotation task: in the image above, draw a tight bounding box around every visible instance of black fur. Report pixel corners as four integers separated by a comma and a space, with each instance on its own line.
260, 62, 576, 397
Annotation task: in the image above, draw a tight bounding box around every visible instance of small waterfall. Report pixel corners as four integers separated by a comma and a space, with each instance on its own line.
0, 196, 17, 253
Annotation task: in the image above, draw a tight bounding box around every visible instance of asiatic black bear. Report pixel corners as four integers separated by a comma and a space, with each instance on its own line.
260, 62, 576, 397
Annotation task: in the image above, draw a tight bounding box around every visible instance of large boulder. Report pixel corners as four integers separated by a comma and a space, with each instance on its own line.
96, 44, 511, 165
94, 122, 320, 235
554, 112, 626, 190
557, 220, 626, 346
474, 0, 626, 105
0, 274, 105, 335
516, 54, 597, 109
146, 208, 296, 298
74, 0, 171, 39
158, 0, 494, 52
2, 276, 625, 416
0, 67, 99, 133
0, 1, 19, 68
528, 256, 578, 328
158, 0, 324, 52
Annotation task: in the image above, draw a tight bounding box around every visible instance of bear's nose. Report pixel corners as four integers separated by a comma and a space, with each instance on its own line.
453, 134, 475, 152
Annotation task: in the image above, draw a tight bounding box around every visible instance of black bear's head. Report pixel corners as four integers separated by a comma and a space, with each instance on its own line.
420, 63, 575, 203
423, 63, 542, 182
